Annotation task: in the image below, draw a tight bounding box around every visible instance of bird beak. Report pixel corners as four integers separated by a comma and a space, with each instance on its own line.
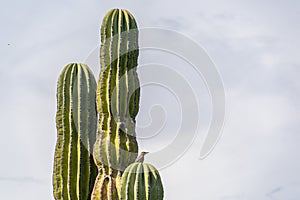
144, 152, 149, 154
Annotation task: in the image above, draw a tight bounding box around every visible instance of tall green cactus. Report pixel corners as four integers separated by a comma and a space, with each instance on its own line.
52, 8, 165, 200
53, 63, 98, 200
120, 163, 164, 200
93, 8, 140, 176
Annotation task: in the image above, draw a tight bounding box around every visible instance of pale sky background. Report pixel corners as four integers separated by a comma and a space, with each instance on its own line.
1, 0, 300, 199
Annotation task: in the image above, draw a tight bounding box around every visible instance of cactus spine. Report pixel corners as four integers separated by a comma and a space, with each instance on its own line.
120, 163, 164, 200
53, 63, 98, 200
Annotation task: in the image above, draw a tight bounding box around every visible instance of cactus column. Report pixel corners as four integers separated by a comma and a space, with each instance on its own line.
92, 8, 140, 199
120, 163, 164, 200
53, 63, 98, 200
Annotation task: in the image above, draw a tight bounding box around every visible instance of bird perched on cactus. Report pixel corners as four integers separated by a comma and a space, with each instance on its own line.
135, 151, 149, 163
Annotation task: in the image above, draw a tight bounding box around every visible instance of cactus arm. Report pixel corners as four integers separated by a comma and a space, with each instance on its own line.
92, 9, 142, 199
120, 163, 164, 200
94, 9, 140, 176
53, 63, 97, 200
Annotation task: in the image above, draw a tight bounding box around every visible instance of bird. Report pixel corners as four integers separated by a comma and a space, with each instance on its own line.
135, 151, 149, 163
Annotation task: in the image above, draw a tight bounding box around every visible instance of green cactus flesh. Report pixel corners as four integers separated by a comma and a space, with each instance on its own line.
91, 172, 120, 200
120, 163, 164, 200
94, 8, 140, 175
53, 63, 98, 200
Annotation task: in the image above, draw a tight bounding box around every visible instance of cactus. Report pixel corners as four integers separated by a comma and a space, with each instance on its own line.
52, 8, 165, 200
93, 8, 140, 176
120, 163, 164, 200
53, 63, 98, 200
91, 171, 119, 200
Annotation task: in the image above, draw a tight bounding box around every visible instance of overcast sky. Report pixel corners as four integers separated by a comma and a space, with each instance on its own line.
1, 0, 300, 199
